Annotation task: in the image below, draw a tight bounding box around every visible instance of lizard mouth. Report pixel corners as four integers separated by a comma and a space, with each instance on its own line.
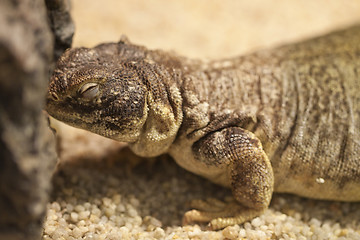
45, 94, 133, 140
45, 93, 94, 127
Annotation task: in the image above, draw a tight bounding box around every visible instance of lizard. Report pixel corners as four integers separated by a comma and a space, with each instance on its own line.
46, 25, 360, 230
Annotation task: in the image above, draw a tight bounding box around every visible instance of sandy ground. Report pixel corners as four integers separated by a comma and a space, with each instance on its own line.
43, 1, 360, 239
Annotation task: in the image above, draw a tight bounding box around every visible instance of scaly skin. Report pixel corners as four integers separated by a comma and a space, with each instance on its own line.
46, 26, 360, 230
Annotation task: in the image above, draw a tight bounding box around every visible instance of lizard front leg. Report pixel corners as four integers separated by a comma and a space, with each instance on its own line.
183, 127, 274, 230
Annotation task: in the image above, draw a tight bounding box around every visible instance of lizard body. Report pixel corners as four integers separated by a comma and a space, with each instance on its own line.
46, 26, 360, 229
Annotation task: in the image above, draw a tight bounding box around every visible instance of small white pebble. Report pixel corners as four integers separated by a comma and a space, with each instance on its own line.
52, 227, 69, 239
278, 214, 287, 221
260, 225, 268, 231
68, 223, 76, 230
58, 218, 67, 227
316, 177, 325, 184
51, 202, 61, 212
239, 228, 246, 238
44, 225, 56, 235
42, 235, 52, 240
99, 215, 108, 224
187, 227, 202, 238
70, 212, 79, 222
247, 229, 263, 239
79, 210, 90, 220
91, 207, 101, 216
102, 197, 112, 207
283, 222, 293, 232
68, 235, 77, 240
47, 213, 58, 221
112, 194, 122, 204
66, 203, 74, 212
294, 212, 301, 221
72, 227, 83, 238
244, 222, 252, 230
87, 224, 96, 233
77, 220, 86, 227
251, 217, 263, 228
74, 205, 85, 213
114, 216, 125, 227
222, 225, 240, 239
153, 227, 166, 239
89, 214, 100, 224
83, 232, 95, 240
79, 226, 89, 233
143, 216, 162, 230
128, 207, 138, 217
133, 215, 142, 226
119, 226, 129, 235
301, 225, 311, 236
274, 223, 282, 236
104, 207, 116, 217
309, 218, 321, 227
84, 202, 91, 210
117, 204, 126, 213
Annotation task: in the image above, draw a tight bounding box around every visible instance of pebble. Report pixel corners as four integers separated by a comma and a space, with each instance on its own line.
42, 159, 360, 239
70, 212, 78, 222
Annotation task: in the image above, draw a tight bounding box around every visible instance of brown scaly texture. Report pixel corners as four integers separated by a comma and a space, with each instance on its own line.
46, 26, 360, 230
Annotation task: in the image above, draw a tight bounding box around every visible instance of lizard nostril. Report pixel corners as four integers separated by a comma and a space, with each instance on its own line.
50, 92, 60, 101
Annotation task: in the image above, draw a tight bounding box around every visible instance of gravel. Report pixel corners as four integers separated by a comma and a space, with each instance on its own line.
42, 146, 360, 240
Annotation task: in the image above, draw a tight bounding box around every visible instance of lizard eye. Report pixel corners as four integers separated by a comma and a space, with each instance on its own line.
78, 83, 99, 99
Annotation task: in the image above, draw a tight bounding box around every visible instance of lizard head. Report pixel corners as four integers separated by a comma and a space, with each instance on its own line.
46, 44, 149, 142
46, 38, 183, 155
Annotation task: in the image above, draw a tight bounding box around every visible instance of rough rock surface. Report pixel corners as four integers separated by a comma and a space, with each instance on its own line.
0, 0, 73, 239
45, 0, 74, 61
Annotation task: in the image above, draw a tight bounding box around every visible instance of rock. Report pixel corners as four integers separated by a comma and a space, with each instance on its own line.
0, 0, 71, 239
45, 0, 75, 61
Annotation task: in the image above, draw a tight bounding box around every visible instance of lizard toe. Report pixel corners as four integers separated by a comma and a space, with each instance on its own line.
183, 197, 266, 230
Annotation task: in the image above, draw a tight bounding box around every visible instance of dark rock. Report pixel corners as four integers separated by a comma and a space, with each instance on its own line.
45, 0, 75, 61
0, 0, 58, 239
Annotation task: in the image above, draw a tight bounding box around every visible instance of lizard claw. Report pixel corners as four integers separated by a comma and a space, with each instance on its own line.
183, 197, 265, 230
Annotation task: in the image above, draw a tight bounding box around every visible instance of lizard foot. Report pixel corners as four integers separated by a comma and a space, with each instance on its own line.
183, 197, 265, 230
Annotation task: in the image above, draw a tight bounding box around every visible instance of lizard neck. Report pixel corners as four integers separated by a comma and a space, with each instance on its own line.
129, 62, 183, 157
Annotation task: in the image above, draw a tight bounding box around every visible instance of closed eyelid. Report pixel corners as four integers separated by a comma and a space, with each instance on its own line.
78, 83, 99, 99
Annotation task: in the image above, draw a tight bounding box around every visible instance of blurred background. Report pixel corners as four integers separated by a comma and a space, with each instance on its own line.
71, 0, 360, 59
